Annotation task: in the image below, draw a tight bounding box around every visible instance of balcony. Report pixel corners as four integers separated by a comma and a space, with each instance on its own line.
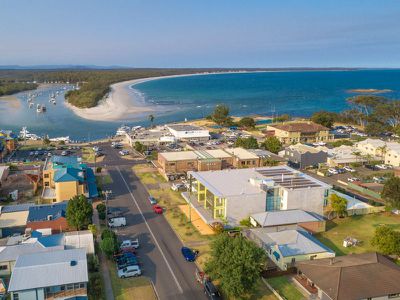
45, 287, 87, 300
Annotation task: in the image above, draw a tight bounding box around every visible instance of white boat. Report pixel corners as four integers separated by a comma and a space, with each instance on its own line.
19, 127, 41, 140
116, 125, 131, 136
36, 104, 42, 113
49, 136, 70, 143
29, 103, 34, 108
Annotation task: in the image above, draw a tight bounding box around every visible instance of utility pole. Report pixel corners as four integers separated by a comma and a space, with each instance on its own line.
188, 175, 192, 223
104, 190, 112, 228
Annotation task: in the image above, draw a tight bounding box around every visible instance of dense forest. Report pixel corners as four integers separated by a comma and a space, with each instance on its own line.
0, 67, 356, 108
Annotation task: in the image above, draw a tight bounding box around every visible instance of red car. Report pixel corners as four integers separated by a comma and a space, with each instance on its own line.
153, 204, 163, 214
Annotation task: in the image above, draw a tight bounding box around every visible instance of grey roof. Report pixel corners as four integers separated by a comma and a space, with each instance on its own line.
8, 248, 88, 292
251, 210, 323, 227
189, 166, 331, 198
0, 203, 35, 213
250, 229, 334, 257
0, 242, 62, 262
167, 124, 205, 131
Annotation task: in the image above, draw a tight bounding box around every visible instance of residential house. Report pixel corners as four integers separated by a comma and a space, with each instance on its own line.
8, 248, 88, 300
323, 145, 367, 167
355, 138, 400, 166
296, 252, 400, 300
42, 155, 98, 202
266, 122, 333, 145
247, 228, 335, 270
167, 124, 210, 141
250, 209, 326, 233
0, 204, 34, 238
26, 202, 69, 233
283, 143, 327, 169
0, 166, 9, 187
224, 147, 261, 168
184, 166, 331, 225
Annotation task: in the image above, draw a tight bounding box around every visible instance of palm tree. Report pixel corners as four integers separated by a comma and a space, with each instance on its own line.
148, 114, 155, 128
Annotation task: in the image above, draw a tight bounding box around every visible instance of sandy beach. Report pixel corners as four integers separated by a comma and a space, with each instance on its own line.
65, 71, 258, 122
0, 95, 21, 109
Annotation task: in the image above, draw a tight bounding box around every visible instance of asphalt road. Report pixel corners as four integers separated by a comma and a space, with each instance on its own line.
104, 163, 206, 300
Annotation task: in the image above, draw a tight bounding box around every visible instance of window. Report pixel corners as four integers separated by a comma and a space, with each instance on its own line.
291, 258, 296, 264
389, 294, 400, 298
66, 284, 73, 290
79, 283, 85, 289
0, 265, 7, 270
45, 182, 49, 187
310, 255, 317, 260
74, 283, 80, 289
13, 293, 19, 300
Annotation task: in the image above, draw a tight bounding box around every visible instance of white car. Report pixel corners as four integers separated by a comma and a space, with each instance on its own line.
119, 150, 129, 156
343, 166, 356, 172
120, 239, 139, 249
347, 177, 360, 182
118, 265, 141, 278
375, 164, 387, 170
328, 168, 339, 175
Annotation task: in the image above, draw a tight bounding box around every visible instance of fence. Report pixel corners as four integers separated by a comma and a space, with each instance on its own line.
346, 182, 382, 200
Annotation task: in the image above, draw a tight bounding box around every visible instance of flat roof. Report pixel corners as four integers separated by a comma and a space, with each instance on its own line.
287, 143, 322, 154
160, 149, 232, 162
269, 122, 329, 133
159, 151, 199, 161
251, 229, 334, 257
189, 166, 331, 197
167, 124, 206, 131
224, 147, 259, 160
251, 209, 322, 227
203, 149, 232, 159
8, 248, 88, 292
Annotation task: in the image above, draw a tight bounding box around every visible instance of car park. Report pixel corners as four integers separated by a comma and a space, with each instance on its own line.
365, 164, 379, 171
153, 204, 163, 214
118, 265, 142, 278
181, 247, 197, 262
148, 196, 157, 205
344, 166, 355, 172
120, 239, 139, 249
108, 217, 126, 228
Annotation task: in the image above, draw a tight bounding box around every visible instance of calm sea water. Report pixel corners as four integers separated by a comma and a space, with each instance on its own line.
1, 70, 400, 140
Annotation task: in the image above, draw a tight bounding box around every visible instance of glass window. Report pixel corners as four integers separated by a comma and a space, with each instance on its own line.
79, 283, 85, 289
66, 284, 73, 290
13, 293, 19, 300
74, 283, 80, 289
0, 265, 7, 270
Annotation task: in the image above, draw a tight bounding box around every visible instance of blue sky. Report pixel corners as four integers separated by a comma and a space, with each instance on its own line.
1, 0, 400, 68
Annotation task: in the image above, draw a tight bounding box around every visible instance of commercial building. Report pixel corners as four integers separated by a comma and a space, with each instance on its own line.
355, 138, 400, 166
324, 145, 367, 167
247, 229, 334, 270
42, 156, 98, 202
0, 204, 34, 238
157, 148, 260, 180
26, 202, 69, 233
8, 248, 88, 300
266, 122, 333, 144
185, 166, 331, 225
283, 143, 327, 169
296, 253, 400, 300
250, 209, 326, 233
167, 124, 210, 141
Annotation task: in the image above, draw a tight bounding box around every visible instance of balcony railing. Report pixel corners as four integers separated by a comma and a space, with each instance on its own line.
45, 288, 87, 300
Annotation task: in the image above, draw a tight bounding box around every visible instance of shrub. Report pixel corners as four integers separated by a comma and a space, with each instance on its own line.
96, 166, 102, 173
87, 254, 100, 272
239, 218, 251, 227
88, 273, 103, 299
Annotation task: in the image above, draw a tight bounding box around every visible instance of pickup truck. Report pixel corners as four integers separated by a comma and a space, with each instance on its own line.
108, 217, 126, 228
120, 239, 139, 249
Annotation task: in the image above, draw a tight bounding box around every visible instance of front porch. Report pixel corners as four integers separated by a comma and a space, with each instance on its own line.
181, 192, 219, 224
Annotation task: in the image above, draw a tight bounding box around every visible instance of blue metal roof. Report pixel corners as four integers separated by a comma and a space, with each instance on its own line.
1, 203, 35, 213
86, 168, 98, 198
27, 202, 67, 222
51, 155, 80, 167
38, 233, 64, 248
53, 168, 83, 182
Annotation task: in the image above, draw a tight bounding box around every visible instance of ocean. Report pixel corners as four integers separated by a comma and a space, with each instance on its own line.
1, 70, 400, 140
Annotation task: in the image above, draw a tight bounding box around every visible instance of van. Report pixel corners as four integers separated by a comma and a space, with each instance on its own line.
108, 217, 126, 228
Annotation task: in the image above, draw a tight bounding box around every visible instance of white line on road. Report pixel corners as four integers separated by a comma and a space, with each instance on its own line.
116, 166, 184, 294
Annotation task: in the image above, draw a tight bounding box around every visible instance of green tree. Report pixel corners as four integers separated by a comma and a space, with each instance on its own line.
275, 114, 291, 122
329, 194, 348, 218
96, 203, 106, 220
88, 273, 104, 299
43, 137, 50, 145
382, 176, 400, 209
234, 136, 259, 149
134, 141, 147, 153
100, 229, 118, 258
371, 226, 400, 256
88, 224, 97, 236
311, 111, 337, 128
148, 114, 155, 127
66, 195, 93, 230
261, 136, 282, 154
211, 104, 233, 126
205, 234, 266, 298
238, 117, 256, 129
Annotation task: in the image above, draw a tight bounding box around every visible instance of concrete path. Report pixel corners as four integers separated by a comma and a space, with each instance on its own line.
93, 204, 115, 300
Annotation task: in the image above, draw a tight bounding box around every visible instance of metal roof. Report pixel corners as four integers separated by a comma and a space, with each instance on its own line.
27, 202, 67, 222
250, 228, 334, 257
167, 124, 205, 131
0, 203, 34, 213
8, 248, 88, 292
251, 210, 322, 227
0, 242, 62, 263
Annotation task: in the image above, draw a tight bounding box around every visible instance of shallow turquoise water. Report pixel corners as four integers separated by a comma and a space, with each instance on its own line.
1, 70, 400, 140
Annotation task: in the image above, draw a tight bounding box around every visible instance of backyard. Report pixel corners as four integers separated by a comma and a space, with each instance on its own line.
316, 212, 400, 255
266, 276, 304, 300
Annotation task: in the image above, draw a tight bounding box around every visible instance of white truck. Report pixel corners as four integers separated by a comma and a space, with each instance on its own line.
108, 217, 126, 228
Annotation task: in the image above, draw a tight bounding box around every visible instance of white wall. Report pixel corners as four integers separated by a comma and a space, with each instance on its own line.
283, 188, 326, 215
12, 288, 44, 300
226, 194, 266, 225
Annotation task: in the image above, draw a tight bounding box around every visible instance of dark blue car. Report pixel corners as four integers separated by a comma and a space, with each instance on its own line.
181, 247, 197, 262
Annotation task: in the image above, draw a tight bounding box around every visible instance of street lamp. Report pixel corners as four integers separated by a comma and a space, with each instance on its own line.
188, 175, 192, 223
104, 190, 112, 228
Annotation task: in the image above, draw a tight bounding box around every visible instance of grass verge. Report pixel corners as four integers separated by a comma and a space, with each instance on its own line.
267, 276, 303, 300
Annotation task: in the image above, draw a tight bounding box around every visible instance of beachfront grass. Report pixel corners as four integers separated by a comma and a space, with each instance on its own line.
107, 260, 157, 300
266, 276, 303, 300
316, 213, 400, 256
82, 147, 95, 163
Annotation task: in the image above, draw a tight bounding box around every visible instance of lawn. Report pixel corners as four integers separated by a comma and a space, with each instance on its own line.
267, 276, 304, 300
108, 260, 157, 300
316, 213, 400, 255
96, 174, 113, 189
82, 147, 95, 163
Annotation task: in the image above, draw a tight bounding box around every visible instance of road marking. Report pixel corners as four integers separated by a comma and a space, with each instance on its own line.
116, 166, 184, 294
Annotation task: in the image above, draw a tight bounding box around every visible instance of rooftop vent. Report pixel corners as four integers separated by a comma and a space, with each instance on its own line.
47, 215, 53, 221
70, 260, 77, 267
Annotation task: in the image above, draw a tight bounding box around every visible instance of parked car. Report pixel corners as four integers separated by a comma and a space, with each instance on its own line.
61, 150, 68, 156
117, 257, 139, 269
108, 217, 126, 228
153, 204, 163, 214
119, 150, 129, 156
148, 196, 157, 205
181, 247, 197, 262
204, 280, 222, 300
171, 183, 185, 191
336, 168, 346, 174
365, 164, 379, 171
120, 239, 139, 249
343, 166, 355, 172
373, 176, 385, 183
347, 177, 360, 182
328, 168, 339, 175
118, 265, 141, 278
375, 164, 388, 170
